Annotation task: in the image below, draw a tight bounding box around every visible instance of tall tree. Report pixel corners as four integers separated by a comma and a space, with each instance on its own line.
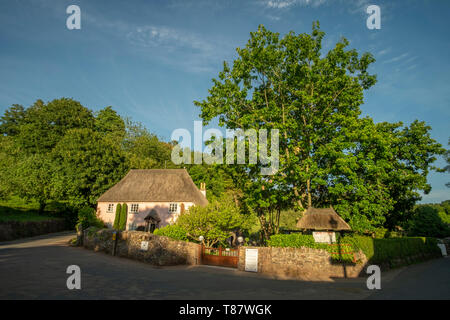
51, 128, 128, 207
95, 106, 126, 142
16, 98, 95, 154
194, 22, 376, 238
0, 104, 25, 136
444, 137, 450, 188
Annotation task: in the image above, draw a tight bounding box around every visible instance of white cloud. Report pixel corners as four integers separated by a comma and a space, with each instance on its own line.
382, 53, 409, 64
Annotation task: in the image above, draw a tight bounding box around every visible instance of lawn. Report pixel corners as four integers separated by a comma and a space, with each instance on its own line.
0, 197, 63, 222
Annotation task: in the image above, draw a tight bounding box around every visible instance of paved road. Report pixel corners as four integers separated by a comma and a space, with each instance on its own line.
0, 232, 449, 300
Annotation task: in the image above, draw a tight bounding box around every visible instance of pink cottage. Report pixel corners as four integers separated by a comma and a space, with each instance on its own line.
96, 169, 208, 231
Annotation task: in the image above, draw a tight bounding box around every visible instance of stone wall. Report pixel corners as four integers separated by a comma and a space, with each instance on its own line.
0, 219, 67, 242
238, 246, 368, 281
83, 228, 201, 266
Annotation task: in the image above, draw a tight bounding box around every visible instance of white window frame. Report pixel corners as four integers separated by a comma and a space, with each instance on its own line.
107, 203, 114, 213
130, 203, 139, 214
169, 203, 178, 214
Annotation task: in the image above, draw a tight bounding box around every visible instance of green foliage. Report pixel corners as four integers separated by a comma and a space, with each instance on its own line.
0, 98, 174, 215
3, 153, 58, 213
176, 193, 249, 247
123, 118, 173, 169
119, 203, 128, 231
51, 128, 128, 207
267, 233, 355, 262
0, 104, 25, 136
407, 205, 450, 238
113, 203, 121, 229
268, 233, 441, 266
443, 137, 450, 188
94, 106, 126, 142
15, 98, 95, 153
0, 196, 59, 222
193, 22, 444, 237
154, 224, 188, 241
343, 234, 440, 267
76, 206, 104, 230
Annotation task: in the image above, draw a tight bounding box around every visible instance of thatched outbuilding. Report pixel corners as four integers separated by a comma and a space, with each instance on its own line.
296, 207, 351, 231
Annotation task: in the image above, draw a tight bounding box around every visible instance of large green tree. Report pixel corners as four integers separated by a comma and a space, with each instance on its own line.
51, 128, 128, 207
15, 98, 95, 154
194, 22, 443, 236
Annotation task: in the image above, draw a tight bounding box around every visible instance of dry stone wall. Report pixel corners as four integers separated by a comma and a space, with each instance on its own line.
0, 219, 67, 241
238, 246, 368, 281
83, 228, 201, 266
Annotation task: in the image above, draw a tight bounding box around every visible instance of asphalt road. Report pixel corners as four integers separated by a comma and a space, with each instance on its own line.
0, 232, 449, 300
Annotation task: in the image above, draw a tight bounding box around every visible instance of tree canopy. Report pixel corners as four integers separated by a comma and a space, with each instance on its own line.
194, 22, 444, 236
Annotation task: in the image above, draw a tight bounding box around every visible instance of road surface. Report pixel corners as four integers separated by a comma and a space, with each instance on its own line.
0, 232, 449, 299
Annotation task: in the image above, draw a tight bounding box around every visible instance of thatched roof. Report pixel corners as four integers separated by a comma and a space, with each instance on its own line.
296, 207, 351, 231
97, 169, 208, 206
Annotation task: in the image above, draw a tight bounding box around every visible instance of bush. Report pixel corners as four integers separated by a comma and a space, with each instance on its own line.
113, 203, 121, 229
76, 206, 104, 230
176, 193, 248, 247
119, 203, 127, 231
267, 233, 441, 266
407, 205, 450, 238
267, 233, 355, 262
154, 224, 188, 241
343, 234, 440, 267
372, 227, 388, 239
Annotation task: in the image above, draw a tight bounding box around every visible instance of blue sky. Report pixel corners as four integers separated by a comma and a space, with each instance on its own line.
0, 0, 449, 203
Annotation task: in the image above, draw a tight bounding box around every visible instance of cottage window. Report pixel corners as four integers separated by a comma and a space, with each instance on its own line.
130, 204, 139, 214
107, 204, 114, 213
169, 203, 178, 213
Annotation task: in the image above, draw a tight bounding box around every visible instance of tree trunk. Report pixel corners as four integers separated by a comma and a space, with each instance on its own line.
38, 201, 46, 215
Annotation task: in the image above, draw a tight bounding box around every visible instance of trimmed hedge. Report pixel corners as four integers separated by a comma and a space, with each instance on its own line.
119, 203, 128, 231
267, 233, 355, 262
267, 233, 441, 267
154, 224, 188, 241
113, 203, 121, 230
343, 235, 440, 266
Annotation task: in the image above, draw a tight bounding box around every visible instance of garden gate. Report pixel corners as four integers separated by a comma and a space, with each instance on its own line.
201, 245, 239, 268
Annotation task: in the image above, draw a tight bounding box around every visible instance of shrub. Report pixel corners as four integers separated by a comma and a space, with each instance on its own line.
119, 203, 127, 231
154, 224, 188, 241
267, 233, 355, 262
176, 193, 248, 247
267, 233, 441, 266
407, 205, 450, 238
372, 227, 388, 239
343, 234, 440, 267
76, 206, 104, 230
113, 203, 121, 229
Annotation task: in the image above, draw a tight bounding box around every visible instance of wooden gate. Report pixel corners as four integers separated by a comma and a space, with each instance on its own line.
201, 245, 239, 268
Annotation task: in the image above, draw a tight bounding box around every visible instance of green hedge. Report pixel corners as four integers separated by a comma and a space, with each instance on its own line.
113, 203, 121, 229
154, 224, 188, 241
343, 235, 440, 266
119, 203, 127, 231
267, 233, 441, 266
267, 233, 355, 262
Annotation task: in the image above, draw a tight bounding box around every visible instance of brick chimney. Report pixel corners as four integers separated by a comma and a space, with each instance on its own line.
200, 182, 206, 198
